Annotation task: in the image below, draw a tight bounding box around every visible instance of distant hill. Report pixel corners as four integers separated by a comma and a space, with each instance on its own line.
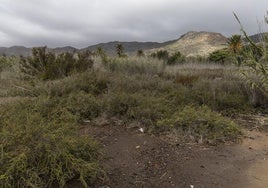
0, 32, 265, 57
50, 46, 78, 54
247, 32, 268, 43
81, 40, 176, 56
0, 46, 32, 56
0, 46, 78, 57
148, 31, 228, 57
0, 41, 175, 57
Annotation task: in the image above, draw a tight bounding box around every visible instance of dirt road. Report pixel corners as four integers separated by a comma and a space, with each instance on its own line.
81, 122, 268, 188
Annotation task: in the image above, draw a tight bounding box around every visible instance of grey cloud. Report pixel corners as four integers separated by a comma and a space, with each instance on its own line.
0, 0, 267, 48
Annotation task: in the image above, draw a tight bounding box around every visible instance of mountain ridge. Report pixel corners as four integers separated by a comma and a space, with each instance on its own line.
0, 31, 265, 57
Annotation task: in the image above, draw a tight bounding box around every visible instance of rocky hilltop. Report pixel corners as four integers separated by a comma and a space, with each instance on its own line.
148, 31, 228, 57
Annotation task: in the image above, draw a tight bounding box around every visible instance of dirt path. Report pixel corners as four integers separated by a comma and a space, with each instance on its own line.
239, 130, 268, 188
80, 122, 268, 188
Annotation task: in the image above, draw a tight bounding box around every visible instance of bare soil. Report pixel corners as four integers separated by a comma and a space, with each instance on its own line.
77, 117, 268, 188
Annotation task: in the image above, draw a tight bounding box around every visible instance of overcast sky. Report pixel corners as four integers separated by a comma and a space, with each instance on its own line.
0, 0, 267, 48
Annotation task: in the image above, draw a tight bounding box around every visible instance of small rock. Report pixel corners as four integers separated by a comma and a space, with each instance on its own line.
160, 172, 167, 179
83, 120, 91, 123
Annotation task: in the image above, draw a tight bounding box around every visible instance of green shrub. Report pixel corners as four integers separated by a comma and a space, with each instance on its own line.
188, 79, 251, 113
20, 47, 56, 79
103, 90, 175, 128
96, 47, 109, 65
150, 50, 169, 61
6, 70, 109, 97
208, 49, 230, 64
103, 67, 256, 116
215, 93, 250, 114
136, 49, 145, 57
116, 43, 126, 58
65, 92, 101, 121
49, 71, 109, 97
36, 93, 101, 122
0, 57, 11, 72
0, 99, 102, 187
167, 51, 185, 65
157, 105, 241, 144
20, 47, 94, 80
106, 73, 163, 93
185, 55, 208, 63
127, 95, 173, 127
228, 35, 242, 54
106, 57, 165, 75
105, 93, 139, 116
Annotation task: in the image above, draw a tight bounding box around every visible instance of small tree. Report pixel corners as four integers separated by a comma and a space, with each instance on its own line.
137, 49, 145, 57
151, 50, 169, 61
228, 35, 242, 54
167, 51, 185, 65
116, 43, 125, 57
0, 56, 8, 72
96, 47, 109, 64
76, 50, 94, 71
227, 34, 244, 65
20, 46, 56, 79
208, 49, 229, 64
96, 47, 104, 57
20, 47, 94, 80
